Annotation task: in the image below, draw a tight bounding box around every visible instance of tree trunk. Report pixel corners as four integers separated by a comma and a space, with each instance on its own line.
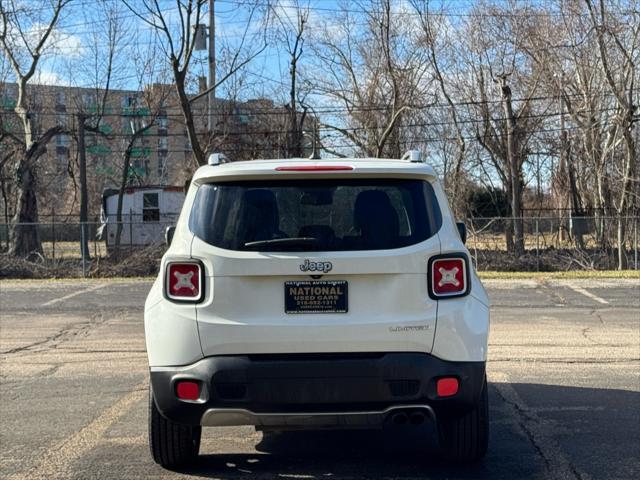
9, 157, 42, 259
289, 54, 300, 158
615, 124, 636, 270
174, 68, 206, 167
504, 181, 514, 252
499, 77, 525, 256
114, 150, 132, 256
78, 115, 91, 260
0, 168, 10, 250
450, 141, 466, 218
617, 215, 627, 270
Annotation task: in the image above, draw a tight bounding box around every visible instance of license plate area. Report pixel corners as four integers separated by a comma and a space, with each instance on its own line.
285, 280, 348, 314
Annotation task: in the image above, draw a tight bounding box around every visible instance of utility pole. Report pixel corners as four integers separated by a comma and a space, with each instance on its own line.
208, 0, 216, 133
77, 113, 90, 267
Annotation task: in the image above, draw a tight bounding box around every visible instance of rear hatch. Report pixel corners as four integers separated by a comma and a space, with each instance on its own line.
191, 175, 442, 355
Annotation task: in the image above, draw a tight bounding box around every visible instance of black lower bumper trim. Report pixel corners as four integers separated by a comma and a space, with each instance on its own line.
150, 353, 486, 426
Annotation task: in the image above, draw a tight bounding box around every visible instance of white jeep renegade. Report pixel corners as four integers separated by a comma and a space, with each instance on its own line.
145, 152, 490, 468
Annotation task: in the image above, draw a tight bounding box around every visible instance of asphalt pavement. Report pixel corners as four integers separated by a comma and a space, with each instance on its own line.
0, 277, 639, 480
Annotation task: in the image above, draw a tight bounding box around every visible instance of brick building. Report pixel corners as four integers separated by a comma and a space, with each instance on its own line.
0, 82, 309, 218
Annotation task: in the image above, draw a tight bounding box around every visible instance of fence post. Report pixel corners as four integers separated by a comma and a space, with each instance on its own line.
633, 217, 638, 270
129, 209, 133, 254
51, 209, 55, 260
535, 218, 540, 272
80, 222, 87, 278
471, 218, 479, 271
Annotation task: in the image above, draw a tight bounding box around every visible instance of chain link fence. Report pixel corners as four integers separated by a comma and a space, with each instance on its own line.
466, 215, 639, 271
0, 213, 178, 259
0, 215, 638, 277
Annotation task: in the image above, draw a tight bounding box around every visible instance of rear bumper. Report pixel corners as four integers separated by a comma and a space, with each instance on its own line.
150, 353, 486, 427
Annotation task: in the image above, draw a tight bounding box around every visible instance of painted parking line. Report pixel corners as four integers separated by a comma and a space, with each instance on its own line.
7, 383, 147, 480
41, 284, 107, 306
566, 284, 610, 305
490, 372, 587, 480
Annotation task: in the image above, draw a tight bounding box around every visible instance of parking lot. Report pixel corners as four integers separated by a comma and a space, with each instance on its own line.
0, 278, 638, 479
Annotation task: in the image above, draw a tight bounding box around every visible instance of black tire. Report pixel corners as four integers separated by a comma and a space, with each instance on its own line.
149, 387, 201, 469
437, 376, 489, 462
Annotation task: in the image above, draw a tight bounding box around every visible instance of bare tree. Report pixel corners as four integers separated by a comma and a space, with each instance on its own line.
71, 0, 122, 260
584, 0, 639, 269
530, 0, 638, 263
271, 0, 309, 157
412, 0, 467, 215
121, 0, 268, 166
0, 0, 72, 258
310, 0, 431, 158
0, 72, 21, 233
112, 83, 171, 254
461, 3, 544, 255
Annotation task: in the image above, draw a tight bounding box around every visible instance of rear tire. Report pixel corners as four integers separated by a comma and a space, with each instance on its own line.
149, 387, 201, 468
437, 376, 489, 462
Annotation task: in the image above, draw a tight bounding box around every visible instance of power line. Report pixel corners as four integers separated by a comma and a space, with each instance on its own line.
1, 89, 632, 123
12, 122, 610, 157
218, 0, 637, 18
0, 104, 623, 138
15, 0, 637, 40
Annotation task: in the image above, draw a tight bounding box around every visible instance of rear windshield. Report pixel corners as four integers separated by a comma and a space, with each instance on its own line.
189, 178, 441, 252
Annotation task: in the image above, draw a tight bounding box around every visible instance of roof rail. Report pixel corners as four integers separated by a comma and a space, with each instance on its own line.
208, 153, 230, 166
401, 150, 422, 163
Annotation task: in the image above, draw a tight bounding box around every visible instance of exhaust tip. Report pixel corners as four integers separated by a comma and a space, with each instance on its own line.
391, 412, 408, 425
409, 411, 425, 425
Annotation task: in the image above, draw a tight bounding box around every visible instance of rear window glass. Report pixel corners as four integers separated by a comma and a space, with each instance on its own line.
189, 179, 441, 252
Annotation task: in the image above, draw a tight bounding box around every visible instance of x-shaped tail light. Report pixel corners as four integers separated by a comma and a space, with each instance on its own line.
429, 255, 469, 299
165, 261, 204, 302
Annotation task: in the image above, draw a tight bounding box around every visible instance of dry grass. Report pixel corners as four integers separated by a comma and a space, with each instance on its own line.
40, 241, 109, 259
478, 270, 640, 280
0, 245, 165, 279
467, 232, 609, 251
1, 240, 638, 280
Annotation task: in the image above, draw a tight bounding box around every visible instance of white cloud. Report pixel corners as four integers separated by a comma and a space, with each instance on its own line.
49, 29, 85, 57
31, 69, 69, 86
8, 22, 87, 58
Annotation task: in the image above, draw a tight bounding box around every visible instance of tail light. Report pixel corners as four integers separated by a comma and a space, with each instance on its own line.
275, 165, 354, 171
165, 261, 204, 302
436, 377, 459, 397
428, 254, 470, 299
176, 380, 200, 401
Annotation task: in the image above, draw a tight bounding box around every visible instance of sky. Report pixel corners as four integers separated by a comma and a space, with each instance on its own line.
2, 0, 593, 169
2, 0, 515, 97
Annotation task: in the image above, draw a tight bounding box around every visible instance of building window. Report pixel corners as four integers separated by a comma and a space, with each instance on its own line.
143, 193, 160, 222
55, 91, 65, 106
82, 92, 96, 106
157, 150, 167, 176
56, 134, 70, 147
121, 95, 139, 108
56, 113, 67, 127
122, 117, 133, 134
56, 152, 67, 164
158, 116, 169, 136
2, 84, 17, 105
158, 137, 168, 151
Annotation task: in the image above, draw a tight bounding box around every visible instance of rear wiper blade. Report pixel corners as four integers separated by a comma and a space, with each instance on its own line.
244, 237, 318, 248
